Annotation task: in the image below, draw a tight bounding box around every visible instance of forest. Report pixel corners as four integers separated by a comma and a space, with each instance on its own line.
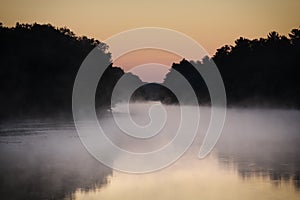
0, 23, 299, 119
0, 22, 142, 119
155, 29, 300, 108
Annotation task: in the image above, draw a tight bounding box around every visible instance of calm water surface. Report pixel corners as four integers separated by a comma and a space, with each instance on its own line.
0, 105, 299, 200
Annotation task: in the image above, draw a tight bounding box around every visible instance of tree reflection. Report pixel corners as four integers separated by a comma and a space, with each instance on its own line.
0, 121, 112, 200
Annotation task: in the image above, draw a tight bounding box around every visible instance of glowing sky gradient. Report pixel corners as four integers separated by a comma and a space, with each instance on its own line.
1, 0, 300, 82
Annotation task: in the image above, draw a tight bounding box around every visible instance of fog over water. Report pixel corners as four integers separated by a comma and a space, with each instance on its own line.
0, 102, 299, 199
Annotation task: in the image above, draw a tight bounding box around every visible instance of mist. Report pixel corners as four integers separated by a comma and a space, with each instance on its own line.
0, 103, 300, 199
0, 122, 112, 200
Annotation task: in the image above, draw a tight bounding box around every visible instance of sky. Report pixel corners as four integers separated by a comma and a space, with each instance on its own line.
1, 0, 300, 82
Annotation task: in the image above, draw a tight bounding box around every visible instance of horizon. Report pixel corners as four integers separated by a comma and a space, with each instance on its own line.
1, 0, 300, 56
1, 21, 299, 83
0, 0, 300, 56
1, 0, 300, 82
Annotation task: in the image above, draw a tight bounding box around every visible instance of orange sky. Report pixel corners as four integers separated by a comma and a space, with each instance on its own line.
1, 0, 300, 82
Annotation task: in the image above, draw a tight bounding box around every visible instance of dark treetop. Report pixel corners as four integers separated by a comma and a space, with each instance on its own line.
1, 23, 299, 120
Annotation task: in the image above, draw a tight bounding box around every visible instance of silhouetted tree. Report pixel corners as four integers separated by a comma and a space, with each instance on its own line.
162, 28, 300, 108
1, 22, 299, 119
0, 22, 141, 119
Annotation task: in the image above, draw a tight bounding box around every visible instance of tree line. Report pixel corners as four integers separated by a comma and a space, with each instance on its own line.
0, 22, 299, 120
157, 29, 300, 108
0, 22, 142, 119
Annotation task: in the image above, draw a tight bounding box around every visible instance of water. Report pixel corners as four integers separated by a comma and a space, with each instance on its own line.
0, 103, 299, 200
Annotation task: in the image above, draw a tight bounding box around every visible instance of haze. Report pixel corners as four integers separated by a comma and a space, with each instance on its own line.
1, 0, 300, 57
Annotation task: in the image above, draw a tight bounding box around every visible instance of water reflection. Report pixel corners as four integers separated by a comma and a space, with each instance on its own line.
75, 154, 300, 200
215, 108, 300, 190
0, 121, 112, 200
0, 106, 300, 200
